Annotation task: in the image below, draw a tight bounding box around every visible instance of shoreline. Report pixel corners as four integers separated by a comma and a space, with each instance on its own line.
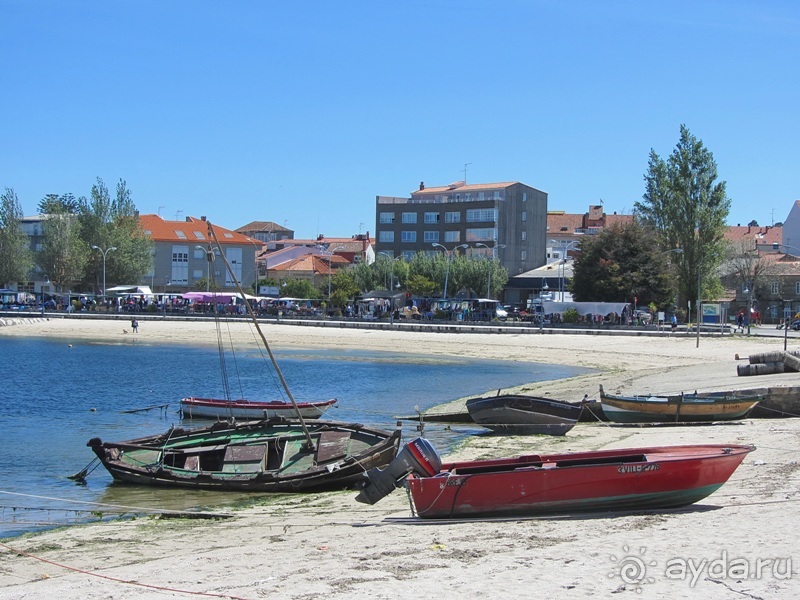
1, 318, 799, 598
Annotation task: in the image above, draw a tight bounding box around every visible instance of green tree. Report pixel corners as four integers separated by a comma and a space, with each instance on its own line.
0, 188, 34, 286
38, 193, 79, 214
405, 273, 438, 298
283, 278, 319, 299
635, 125, 731, 309
329, 269, 359, 307
36, 208, 86, 293
571, 221, 677, 307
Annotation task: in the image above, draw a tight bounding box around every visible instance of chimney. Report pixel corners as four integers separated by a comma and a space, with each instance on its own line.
419, 181, 425, 190
201, 216, 206, 221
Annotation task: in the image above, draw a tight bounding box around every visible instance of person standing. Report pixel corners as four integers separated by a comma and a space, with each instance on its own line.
131, 318, 139, 333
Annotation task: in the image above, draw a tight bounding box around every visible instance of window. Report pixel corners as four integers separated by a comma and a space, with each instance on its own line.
402, 250, 415, 261
521, 250, 527, 261
796, 282, 800, 295
493, 191, 501, 200
521, 231, 526, 240
378, 231, 394, 242
771, 282, 779, 295
424, 212, 440, 224
523, 192, 527, 202
466, 208, 497, 223
466, 228, 497, 242
379, 212, 395, 224
521, 211, 527, 222
445, 211, 461, 223
401, 231, 417, 242
171, 246, 189, 285
424, 231, 440, 242
402, 212, 417, 224
477, 192, 485, 200
444, 231, 460, 243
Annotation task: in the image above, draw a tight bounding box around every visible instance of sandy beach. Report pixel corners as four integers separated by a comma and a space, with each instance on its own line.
1, 317, 798, 599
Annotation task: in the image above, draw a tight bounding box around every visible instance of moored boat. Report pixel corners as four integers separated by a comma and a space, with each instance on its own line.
89, 418, 401, 492
599, 385, 762, 423
465, 393, 582, 435
180, 397, 337, 420
355, 438, 755, 518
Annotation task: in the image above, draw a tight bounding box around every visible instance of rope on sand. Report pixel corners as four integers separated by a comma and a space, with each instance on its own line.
0, 541, 252, 600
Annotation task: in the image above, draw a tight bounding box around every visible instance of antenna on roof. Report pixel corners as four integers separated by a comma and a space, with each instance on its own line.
158, 205, 164, 216
175, 209, 183, 221
359, 222, 364, 234
463, 163, 471, 184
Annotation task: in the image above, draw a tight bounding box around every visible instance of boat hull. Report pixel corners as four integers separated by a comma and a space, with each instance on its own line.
180, 397, 337, 420
406, 444, 754, 518
89, 418, 400, 493
599, 388, 761, 423
466, 394, 582, 435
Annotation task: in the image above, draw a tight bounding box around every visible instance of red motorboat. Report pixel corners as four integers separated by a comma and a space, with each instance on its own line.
180, 397, 337, 420
356, 439, 754, 519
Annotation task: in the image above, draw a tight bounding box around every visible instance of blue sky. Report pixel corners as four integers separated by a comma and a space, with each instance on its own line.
2, 1, 798, 238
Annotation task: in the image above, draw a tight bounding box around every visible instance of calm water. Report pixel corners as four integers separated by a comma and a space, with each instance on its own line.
0, 336, 589, 538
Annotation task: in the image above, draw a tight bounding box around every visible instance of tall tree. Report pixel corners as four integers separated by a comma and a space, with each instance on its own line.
38, 193, 80, 214
635, 125, 730, 310
35, 208, 87, 293
0, 188, 34, 286
570, 221, 677, 307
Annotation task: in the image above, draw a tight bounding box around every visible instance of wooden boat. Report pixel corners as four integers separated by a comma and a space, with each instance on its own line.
89, 418, 401, 492
355, 438, 755, 518
180, 396, 337, 420
465, 393, 582, 435
599, 385, 762, 423
85, 221, 401, 491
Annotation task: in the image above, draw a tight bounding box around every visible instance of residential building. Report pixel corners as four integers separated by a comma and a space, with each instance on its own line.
546, 205, 633, 258
780, 201, 800, 254
139, 214, 259, 294
724, 224, 782, 254
236, 221, 294, 249
375, 180, 547, 276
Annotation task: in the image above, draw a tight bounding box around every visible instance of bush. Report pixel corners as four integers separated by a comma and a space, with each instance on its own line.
562, 308, 580, 323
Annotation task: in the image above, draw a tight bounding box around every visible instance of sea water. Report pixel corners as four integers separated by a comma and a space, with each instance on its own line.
0, 336, 589, 538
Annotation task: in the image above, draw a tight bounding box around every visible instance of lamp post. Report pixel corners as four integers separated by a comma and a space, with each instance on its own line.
318, 245, 346, 302
91, 245, 117, 299
475, 242, 506, 298
549, 239, 579, 302
196, 245, 213, 292
743, 283, 753, 336
378, 251, 403, 323
432, 243, 468, 300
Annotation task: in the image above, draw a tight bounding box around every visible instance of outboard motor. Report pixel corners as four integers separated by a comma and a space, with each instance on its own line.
355, 437, 442, 505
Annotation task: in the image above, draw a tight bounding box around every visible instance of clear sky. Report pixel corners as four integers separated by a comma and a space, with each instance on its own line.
2, 1, 798, 239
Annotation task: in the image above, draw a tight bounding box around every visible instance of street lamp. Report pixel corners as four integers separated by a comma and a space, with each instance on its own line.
196, 245, 216, 292
318, 245, 346, 302
475, 242, 506, 299
91, 245, 117, 298
743, 283, 753, 336
432, 243, 468, 300
379, 251, 403, 324
549, 239, 579, 302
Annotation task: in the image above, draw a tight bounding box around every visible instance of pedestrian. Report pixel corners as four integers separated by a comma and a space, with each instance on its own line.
736, 311, 744, 333
670, 313, 677, 335
131, 318, 139, 333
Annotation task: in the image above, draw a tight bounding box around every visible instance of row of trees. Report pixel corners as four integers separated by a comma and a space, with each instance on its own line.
572, 125, 779, 316
0, 179, 153, 294
258, 250, 510, 309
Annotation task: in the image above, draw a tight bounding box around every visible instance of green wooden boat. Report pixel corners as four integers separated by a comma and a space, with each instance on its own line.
89, 418, 401, 492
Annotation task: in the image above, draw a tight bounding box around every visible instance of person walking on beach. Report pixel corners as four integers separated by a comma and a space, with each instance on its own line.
131, 318, 139, 333
670, 313, 677, 335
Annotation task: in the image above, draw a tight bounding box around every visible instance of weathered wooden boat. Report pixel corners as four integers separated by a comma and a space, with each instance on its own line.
89, 418, 401, 492
85, 221, 401, 491
180, 396, 337, 420
465, 393, 583, 435
599, 385, 762, 423
355, 437, 755, 518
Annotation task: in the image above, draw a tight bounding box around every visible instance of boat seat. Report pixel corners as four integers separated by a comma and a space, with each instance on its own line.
221, 444, 268, 473
316, 431, 351, 463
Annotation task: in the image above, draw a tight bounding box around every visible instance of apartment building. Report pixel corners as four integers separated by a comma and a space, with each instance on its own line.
374, 180, 547, 275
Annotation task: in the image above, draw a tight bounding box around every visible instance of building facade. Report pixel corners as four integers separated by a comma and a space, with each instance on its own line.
374, 180, 547, 276
139, 214, 258, 294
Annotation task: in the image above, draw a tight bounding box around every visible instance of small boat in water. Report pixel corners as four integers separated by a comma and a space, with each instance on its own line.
356, 438, 755, 518
599, 385, 762, 423
89, 418, 401, 492
465, 393, 583, 435
180, 397, 337, 420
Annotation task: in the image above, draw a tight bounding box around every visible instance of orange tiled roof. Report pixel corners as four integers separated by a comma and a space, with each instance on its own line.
139, 214, 256, 245
724, 225, 781, 247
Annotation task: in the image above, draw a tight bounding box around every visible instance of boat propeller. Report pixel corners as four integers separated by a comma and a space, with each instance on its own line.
355, 437, 442, 505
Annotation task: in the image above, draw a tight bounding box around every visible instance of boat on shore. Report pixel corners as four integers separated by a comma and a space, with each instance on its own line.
465, 393, 583, 435
599, 385, 762, 423
355, 438, 755, 518
85, 220, 401, 492
89, 418, 401, 492
180, 397, 337, 420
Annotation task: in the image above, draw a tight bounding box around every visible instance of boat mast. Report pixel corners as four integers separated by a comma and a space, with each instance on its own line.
207, 222, 316, 450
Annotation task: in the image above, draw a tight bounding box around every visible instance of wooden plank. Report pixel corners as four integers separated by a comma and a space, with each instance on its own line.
316, 431, 351, 463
